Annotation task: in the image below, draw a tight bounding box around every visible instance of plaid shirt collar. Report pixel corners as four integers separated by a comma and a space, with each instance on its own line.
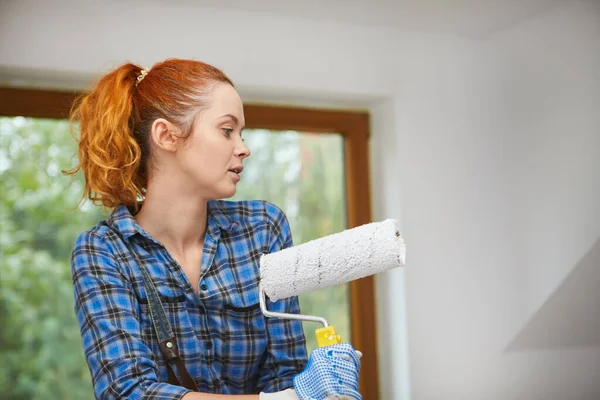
108, 200, 238, 240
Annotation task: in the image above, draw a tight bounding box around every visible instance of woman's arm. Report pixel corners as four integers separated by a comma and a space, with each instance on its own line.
182, 394, 257, 399
181, 389, 299, 399
255, 203, 308, 393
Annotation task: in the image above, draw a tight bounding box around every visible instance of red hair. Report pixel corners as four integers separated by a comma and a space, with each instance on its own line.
64, 58, 233, 210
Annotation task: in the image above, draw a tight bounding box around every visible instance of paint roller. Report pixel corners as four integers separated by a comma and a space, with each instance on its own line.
259, 219, 406, 348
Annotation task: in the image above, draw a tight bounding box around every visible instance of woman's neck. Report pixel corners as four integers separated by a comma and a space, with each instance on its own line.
134, 183, 209, 254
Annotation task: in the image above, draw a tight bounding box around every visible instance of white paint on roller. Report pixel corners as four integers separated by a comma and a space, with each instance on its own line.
260, 219, 406, 301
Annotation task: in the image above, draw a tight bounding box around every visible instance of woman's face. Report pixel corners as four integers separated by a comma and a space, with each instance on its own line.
174, 83, 250, 200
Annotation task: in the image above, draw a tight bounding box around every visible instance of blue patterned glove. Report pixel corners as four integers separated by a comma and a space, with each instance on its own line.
293, 343, 362, 400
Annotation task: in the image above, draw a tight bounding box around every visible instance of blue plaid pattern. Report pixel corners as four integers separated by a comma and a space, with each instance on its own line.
71, 200, 308, 399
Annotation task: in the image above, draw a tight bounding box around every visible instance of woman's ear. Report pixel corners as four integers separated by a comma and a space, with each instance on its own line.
150, 118, 183, 152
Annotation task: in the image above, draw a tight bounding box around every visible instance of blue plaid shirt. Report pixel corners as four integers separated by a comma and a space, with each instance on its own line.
71, 200, 308, 399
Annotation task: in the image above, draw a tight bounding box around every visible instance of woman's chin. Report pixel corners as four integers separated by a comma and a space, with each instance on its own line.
218, 186, 237, 200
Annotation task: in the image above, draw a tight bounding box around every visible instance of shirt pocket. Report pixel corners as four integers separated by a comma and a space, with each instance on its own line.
219, 297, 268, 391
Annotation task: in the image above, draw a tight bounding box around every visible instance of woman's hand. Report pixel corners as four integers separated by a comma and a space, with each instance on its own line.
292, 343, 362, 400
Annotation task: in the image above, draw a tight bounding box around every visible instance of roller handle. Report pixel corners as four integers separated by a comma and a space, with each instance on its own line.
260, 285, 344, 347
316, 325, 342, 347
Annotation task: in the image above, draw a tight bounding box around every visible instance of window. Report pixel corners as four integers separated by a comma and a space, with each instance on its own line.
0, 87, 379, 399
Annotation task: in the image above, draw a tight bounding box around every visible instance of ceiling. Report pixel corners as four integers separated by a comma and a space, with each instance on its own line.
144, 0, 569, 38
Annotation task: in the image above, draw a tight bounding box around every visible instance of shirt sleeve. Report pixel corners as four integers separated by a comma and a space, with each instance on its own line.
71, 231, 192, 400
257, 203, 309, 393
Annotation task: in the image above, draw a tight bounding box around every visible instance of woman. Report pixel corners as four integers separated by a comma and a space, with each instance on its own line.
67, 58, 362, 400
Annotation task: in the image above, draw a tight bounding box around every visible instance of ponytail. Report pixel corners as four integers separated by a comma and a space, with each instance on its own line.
65, 63, 145, 210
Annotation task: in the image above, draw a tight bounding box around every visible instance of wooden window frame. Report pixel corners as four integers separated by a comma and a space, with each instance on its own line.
0, 86, 380, 399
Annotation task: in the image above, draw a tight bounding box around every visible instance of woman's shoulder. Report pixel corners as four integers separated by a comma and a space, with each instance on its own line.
72, 218, 117, 254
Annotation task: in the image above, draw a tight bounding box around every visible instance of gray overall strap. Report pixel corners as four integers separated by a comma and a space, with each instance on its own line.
121, 236, 199, 392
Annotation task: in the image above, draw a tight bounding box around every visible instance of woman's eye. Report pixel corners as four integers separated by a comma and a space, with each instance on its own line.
222, 128, 234, 136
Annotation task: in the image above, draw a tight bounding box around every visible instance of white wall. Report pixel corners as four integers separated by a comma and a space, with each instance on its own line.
0, 0, 452, 100
382, 37, 527, 399
2, 0, 600, 399
482, 0, 600, 321
383, 1, 600, 399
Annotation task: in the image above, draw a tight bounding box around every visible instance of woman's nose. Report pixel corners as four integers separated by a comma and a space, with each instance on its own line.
235, 136, 251, 159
